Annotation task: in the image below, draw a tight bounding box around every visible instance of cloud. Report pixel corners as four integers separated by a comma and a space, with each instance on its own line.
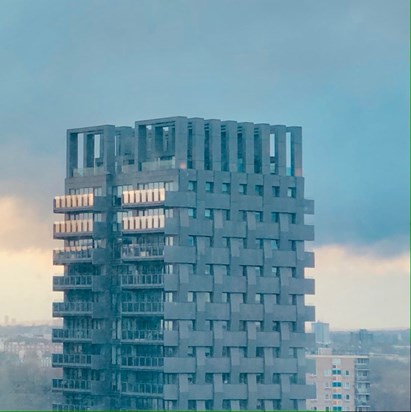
0, 196, 55, 251
0, 249, 61, 324
308, 244, 410, 329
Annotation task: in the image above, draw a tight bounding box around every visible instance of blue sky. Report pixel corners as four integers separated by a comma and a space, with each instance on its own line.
0, 0, 409, 327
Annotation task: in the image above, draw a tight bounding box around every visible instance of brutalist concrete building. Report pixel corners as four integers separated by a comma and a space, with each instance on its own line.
52, 116, 315, 411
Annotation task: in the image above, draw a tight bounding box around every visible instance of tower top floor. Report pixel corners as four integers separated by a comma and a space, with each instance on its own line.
66, 116, 303, 179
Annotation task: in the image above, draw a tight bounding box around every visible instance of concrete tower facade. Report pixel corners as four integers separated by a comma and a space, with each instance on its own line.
52, 116, 315, 411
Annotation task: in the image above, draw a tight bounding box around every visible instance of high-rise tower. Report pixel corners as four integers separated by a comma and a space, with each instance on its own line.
52, 116, 315, 411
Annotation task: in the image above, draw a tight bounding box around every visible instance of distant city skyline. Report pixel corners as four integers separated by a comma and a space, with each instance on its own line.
0, 0, 409, 329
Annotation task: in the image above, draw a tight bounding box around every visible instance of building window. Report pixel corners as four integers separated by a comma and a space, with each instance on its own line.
223, 209, 230, 220
272, 373, 281, 384
255, 185, 263, 196
271, 212, 279, 223
222, 183, 230, 193
188, 208, 196, 218
239, 184, 247, 194
188, 181, 197, 191
287, 187, 296, 198
272, 266, 279, 276
272, 321, 280, 332
188, 400, 196, 410
271, 240, 279, 250
255, 293, 262, 304
205, 264, 212, 275
255, 211, 263, 222
188, 236, 195, 247
272, 186, 280, 197
187, 292, 195, 303
222, 400, 230, 410
222, 293, 228, 303
205, 209, 213, 219
165, 292, 175, 302
205, 182, 213, 192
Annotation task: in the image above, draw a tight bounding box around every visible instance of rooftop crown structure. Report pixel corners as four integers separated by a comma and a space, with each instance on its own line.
52, 116, 315, 411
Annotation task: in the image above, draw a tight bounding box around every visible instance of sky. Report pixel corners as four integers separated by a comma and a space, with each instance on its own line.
0, 0, 409, 329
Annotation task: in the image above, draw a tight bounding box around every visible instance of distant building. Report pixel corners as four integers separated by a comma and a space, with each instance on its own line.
350, 329, 373, 354
312, 322, 331, 347
306, 350, 370, 411
51, 117, 316, 411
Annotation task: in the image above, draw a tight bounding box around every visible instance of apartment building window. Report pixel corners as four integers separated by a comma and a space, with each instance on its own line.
255, 293, 262, 304
256, 399, 263, 410
272, 321, 280, 332
256, 347, 264, 357
165, 292, 175, 302
239, 400, 247, 410
188, 181, 196, 191
255, 211, 263, 222
188, 236, 195, 247
205, 182, 214, 192
239, 373, 247, 383
288, 187, 296, 198
205, 373, 213, 384
222, 209, 230, 220
271, 240, 279, 250
272, 186, 280, 197
204, 208, 213, 219
188, 208, 196, 218
164, 374, 177, 384
272, 266, 279, 276
221, 293, 228, 303
239, 184, 247, 194
271, 212, 279, 223
222, 183, 230, 193
273, 373, 281, 384
255, 185, 263, 196
188, 400, 196, 410
205, 265, 212, 275
222, 400, 230, 410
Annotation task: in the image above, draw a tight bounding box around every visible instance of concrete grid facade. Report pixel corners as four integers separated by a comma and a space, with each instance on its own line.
51, 116, 315, 411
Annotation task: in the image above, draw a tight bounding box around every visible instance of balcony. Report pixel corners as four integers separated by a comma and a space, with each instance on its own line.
121, 244, 164, 261
121, 382, 163, 396
52, 378, 91, 393
122, 188, 165, 207
121, 302, 164, 316
53, 302, 92, 317
141, 157, 175, 171
52, 328, 91, 342
53, 194, 107, 213
122, 215, 165, 233
52, 403, 91, 411
120, 356, 164, 370
121, 329, 164, 343
72, 166, 105, 177
121, 273, 164, 288
53, 275, 108, 292
53, 219, 92, 238
53, 247, 106, 265
53, 275, 92, 290
53, 220, 106, 239
52, 353, 91, 368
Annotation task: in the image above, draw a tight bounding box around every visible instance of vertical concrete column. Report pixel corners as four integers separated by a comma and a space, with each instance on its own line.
272, 125, 287, 176
258, 124, 271, 175
84, 133, 94, 168
241, 122, 254, 173
288, 126, 303, 177
224, 121, 238, 172
209, 119, 221, 171
134, 124, 146, 170
175, 117, 188, 169
191, 118, 205, 170
103, 126, 115, 175
66, 131, 78, 178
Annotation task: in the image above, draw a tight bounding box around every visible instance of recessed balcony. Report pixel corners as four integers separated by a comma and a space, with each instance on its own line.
52, 378, 91, 393
52, 301, 108, 318
122, 215, 165, 232
53, 275, 108, 292
121, 244, 164, 261
121, 329, 164, 343
121, 301, 164, 316
52, 328, 109, 344
120, 273, 164, 288
52, 353, 92, 368
121, 382, 163, 396
122, 188, 165, 207
120, 356, 164, 370
52, 403, 91, 411
53, 194, 106, 213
